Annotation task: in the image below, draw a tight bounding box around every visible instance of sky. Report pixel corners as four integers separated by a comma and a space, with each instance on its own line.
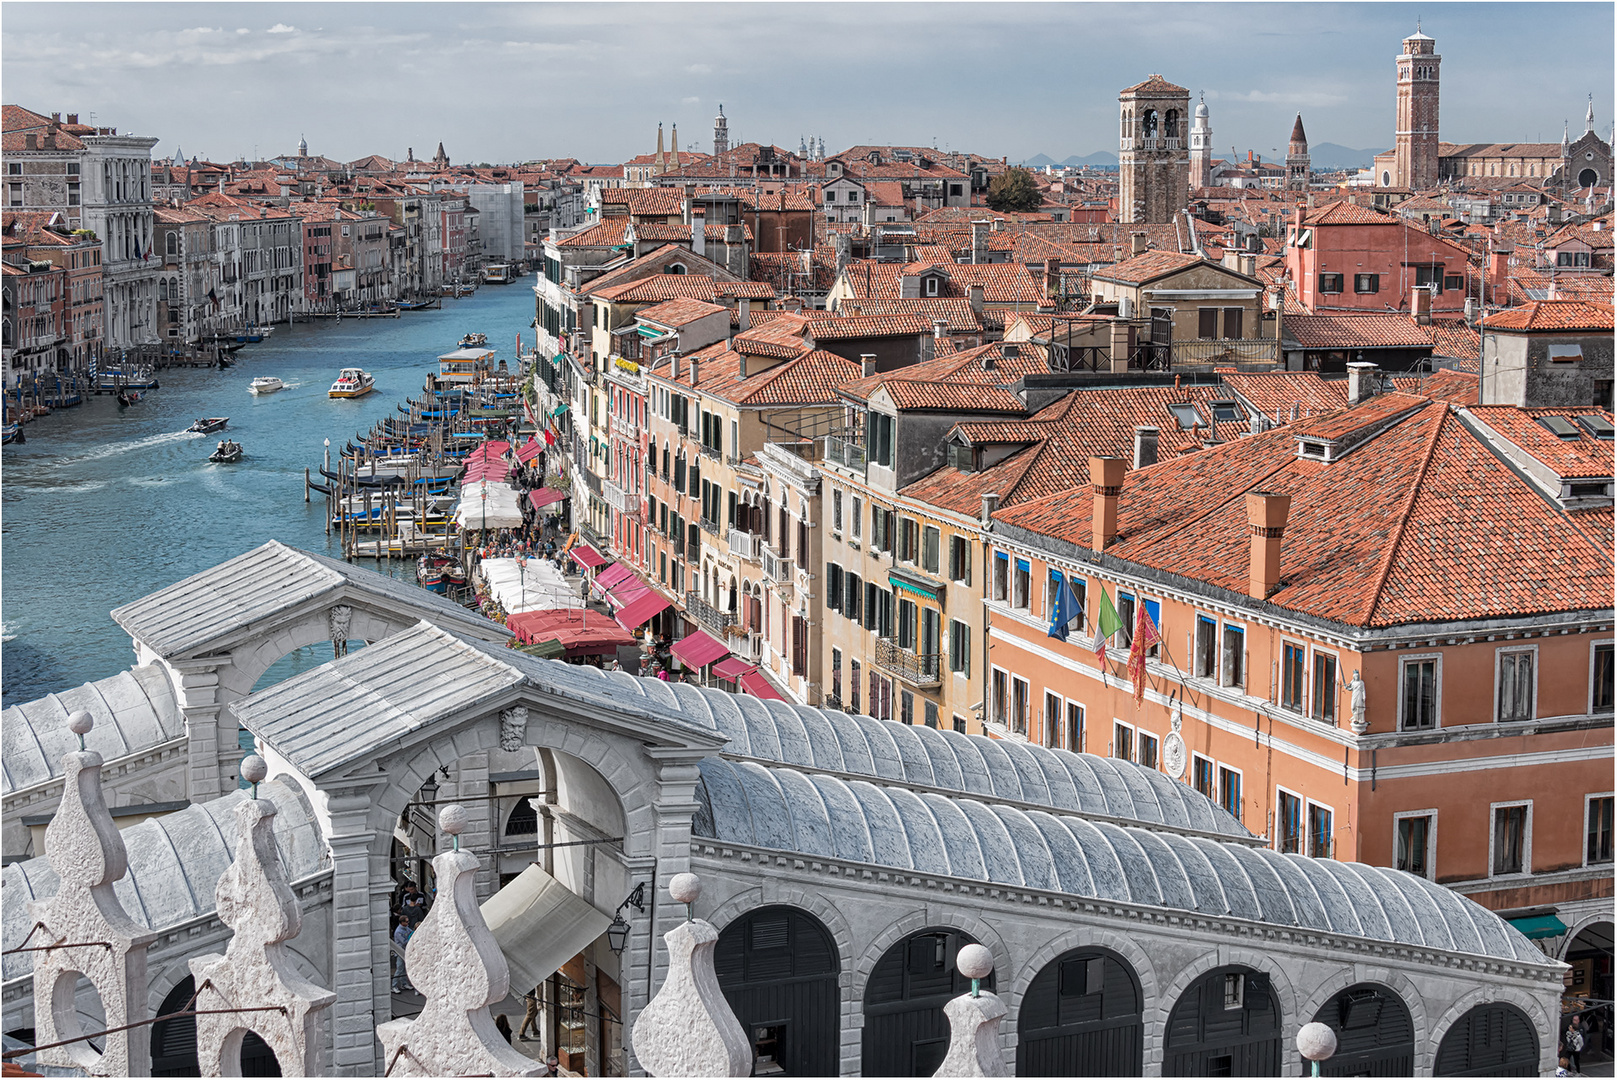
3, 2, 1612, 167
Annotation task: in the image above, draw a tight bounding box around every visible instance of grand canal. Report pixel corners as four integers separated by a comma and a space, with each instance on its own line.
1, 283, 540, 707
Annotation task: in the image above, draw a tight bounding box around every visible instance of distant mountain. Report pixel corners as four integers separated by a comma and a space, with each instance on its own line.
1309, 143, 1387, 171
1022, 153, 1056, 168
1062, 151, 1119, 168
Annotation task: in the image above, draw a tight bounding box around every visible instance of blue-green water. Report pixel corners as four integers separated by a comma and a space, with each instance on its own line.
2, 283, 538, 707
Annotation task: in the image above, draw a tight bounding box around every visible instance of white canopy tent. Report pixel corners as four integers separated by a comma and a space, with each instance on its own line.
480, 864, 613, 995
479, 557, 579, 615
455, 481, 524, 531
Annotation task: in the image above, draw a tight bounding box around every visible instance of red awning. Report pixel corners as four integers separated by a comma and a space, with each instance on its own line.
711, 657, 756, 680
463, 464, 511, 482
528, 488, 565, 510
615, 590, 672, 630
506, 608, 633, 655
471, 439, 511, 459
670, 629, 728, 669
514, 438, 544, 463
595, 563, 634, 589
570, 544, 608, 569
608, 581, 650, 606
738, 670, 784, 700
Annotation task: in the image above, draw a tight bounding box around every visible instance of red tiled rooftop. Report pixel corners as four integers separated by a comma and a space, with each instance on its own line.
1284, 313, 1435, 350
1482, 300, 1614, 333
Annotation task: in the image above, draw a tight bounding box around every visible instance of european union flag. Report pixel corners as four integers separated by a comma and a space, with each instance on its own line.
1048, 578, 1084, 642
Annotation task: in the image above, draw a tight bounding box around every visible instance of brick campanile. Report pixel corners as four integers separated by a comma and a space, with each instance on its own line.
1118, 75, 1191, 224
1394, 25, 1441, 190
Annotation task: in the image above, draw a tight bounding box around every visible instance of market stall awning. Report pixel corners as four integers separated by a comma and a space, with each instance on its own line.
616, 590, 672, 630
514, 438, 544, 463
482, 864, 613, 997
455, 481, 524, 530
595, 563, 634, 589
1507, 914, 1568, 939
570, 544, 608, 570
711, 657, 756, 681
671, 629, 728, 669
528, 488, 565, 511
737, 670, 784, 700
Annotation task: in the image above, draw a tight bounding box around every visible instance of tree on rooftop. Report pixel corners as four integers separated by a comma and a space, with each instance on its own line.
986, 167, 1042, 213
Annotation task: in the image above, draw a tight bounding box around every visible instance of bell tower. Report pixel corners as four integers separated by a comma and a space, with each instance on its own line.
1118, 74, 1191, 224
1286, 114, 1311, 190
1393, 24, 1440, 189
1189, 95, 1212, 190
713, 105, 729, 159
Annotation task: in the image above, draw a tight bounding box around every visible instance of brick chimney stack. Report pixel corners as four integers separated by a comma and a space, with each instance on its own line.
1090, 457, 1126, 551
1245, 491, 1291, 600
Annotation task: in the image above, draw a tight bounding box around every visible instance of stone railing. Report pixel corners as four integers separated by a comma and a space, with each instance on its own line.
726, 528, 761, 563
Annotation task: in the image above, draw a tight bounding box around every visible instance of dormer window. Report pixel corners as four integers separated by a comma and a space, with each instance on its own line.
948, 442, 974, 472
1168, 402, 1205, 429
924, 276, 940, 297
1568, 482, 1610, 499
1210, 401, 1242, 422
1299, 440, 1329, 461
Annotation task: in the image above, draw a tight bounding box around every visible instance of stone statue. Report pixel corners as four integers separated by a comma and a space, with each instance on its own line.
499, 706, 528, 753
1343, 669, 1367, 733
329, 605, 353, 658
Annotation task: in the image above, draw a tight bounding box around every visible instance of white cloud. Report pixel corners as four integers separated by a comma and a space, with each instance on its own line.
681, 96, 701, 105
685, 63, 711, 75
266, 24, 297, 34
236, 28, 250, 35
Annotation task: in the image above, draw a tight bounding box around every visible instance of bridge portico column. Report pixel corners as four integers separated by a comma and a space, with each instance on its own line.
455, 751, 495, 903
162, 655, 238, 803
325, 784, 392, 1076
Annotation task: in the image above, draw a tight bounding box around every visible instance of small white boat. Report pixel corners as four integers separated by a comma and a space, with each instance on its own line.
329, 368, 376, 399
249, 376, 284, 395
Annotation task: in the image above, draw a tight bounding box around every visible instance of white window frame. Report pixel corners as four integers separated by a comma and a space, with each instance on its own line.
1590, 638, 1614, 715
1488, 799, 1533, 878
1191, 752, 1216, 799
1042, 690, 1063, 749
1392, 808, 1439, 880
1275, 784, 1304, 854
1112, 719, 1135, 762
1279, 637, 1309, 714
1397, 652, 1443, 730
1011, 675, 1030, 736
1136, 727, 1158, 771
1585, 792, 1615, 868
1310, 646, 1341, 723
1065, 700, 1085, 753
1306, 797, 1336, 860
1494, 643, 1538, 723
990, 665, 1010, 729
1216, 762, 1244, 823
1220, 619, 1248, 690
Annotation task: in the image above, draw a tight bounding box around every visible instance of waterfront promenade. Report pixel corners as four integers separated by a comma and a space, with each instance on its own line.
0, 284, 539, 708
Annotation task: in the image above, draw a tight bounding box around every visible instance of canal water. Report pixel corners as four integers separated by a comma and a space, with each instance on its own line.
2, 282, 539, 708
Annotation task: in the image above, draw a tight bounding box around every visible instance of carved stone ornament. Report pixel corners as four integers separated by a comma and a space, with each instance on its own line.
26, 728, 159, 1076
376, 808, 540, 1077
499, 706, 529, 752
1347, 669, 1368, 734
1162, 697, 1188, 779
328, 605, 353, 657
932, 992, 1010, 1077
188, 793, 335, 1077
631, 899, 751, 1077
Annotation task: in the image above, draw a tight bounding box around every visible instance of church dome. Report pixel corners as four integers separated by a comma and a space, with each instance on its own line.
1195, 97, 1209, 120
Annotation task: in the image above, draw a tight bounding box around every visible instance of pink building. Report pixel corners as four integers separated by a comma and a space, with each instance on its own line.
1285, 201, 1474, 315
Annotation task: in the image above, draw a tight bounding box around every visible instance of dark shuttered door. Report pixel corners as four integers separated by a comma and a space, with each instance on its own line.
862, 929, 993, 1077
1434, 1003, 1539, 1077
1017, 948, 1143, 1076
1162, 967, 1281, 1077
714, 906, 840, 1076
1305, 984, 1415, 1077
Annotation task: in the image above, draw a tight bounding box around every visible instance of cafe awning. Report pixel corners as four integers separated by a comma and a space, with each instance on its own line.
528, 488, 565, 510
671, 629, 728, 669
596, 563, 634, 589
514, 438, 545, 463
615, 590, 672, 630
711, 657, 755, 681
1507, 914, 1568, 940
738, 670, 784, 700
570, 544, 608, 570
482, 864, 613, 996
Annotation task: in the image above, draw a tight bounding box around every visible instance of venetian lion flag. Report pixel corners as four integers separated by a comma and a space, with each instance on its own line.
1127, 600, 1163, 705
1093, 587, 1122, 667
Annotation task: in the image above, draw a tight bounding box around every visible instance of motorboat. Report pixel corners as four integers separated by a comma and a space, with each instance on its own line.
329, 368, 376, 399
188, 416, 229, 434
248, 376, 284, 395
208, 439, 243, 464
2, 423, 24, 445
458, 332, 488, 348
96, 366, 160, 391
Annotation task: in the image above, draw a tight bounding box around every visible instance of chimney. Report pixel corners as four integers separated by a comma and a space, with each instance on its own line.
981, 492, 999, 527
66, 114, 78, 125
24, 133, 36, 149
1089, 456, 1125, 551
50, 112, 60, 125
1245, 491, 1291, 600
1347, 360, 1379, 405
933, 318, 948, 340
683, 183, 695, 225
1410, 285, 1432, 325
1130, 232, 1147, 257
860, 353, 877, 377
671, 354, 681, 381
738, 298, 750, 331
689, 358, 700, 385
692, 207, 705, 257
993, 217, 1004, 233
1044, 256, 1059, 297
1240, 253, 1257, 278
1489, 243, 1513, 289
1133, 426, 1159, 469
968, 284, 984, 314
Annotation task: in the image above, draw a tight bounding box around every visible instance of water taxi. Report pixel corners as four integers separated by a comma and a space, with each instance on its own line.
188, 417, 229, 434
483, 264, 513, 284
248, 376, 285, 395
329, 368, 376, 399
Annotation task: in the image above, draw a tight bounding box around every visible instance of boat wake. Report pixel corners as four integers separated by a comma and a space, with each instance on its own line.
54, 429, 192, 465
0, 621, 17, 644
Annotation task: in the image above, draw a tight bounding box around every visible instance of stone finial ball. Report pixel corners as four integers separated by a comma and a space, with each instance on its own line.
240, 755, 269, 785
68, 710, 94, 736
1296, 1021, 1338, 1062
668, 872, 702, 905
956, 943, 994, 981
438, 803, 468, 836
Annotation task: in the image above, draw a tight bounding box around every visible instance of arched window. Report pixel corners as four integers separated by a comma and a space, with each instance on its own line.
505, 797, 538, 836
716, 907, 840, 1076
1434, 1002, 1538, 1076
1018, 946, 1143, 1076
1142, 110, 1159, 139
863, 929, 994, 1076
1165, 110, 1180, 138
158, 279, 167, 301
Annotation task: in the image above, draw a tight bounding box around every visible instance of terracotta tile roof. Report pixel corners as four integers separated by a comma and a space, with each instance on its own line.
1413, 368, 1480, 403
636, 297, 727, 329
625, 188, 685, 217
994, 400, 1613, 627
839, 342, 1052, 407
1302, 202, 1394, 226
1089, 249, 1206, 286
1482, 300, 1614, 332
807, 313, 933, 340
557, 218, 631, 248
1221, 372, 1347, 421
1425, 321, 1481, 363
592, 274, 717, 304
900, 445, 1043, 516
1283, 313, 1436, 350
577, 244, 736, 299
1468, 406, 1615, 480
716, 281, 776, 300
654, 343, 861, 406
1121, 74, 1189, 95
837, 260, 1045, 305
733, 314, 812, 359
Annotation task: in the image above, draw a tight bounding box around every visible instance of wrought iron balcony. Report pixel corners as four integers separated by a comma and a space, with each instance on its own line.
699, 516, 723, 538
684, 591, 735, 633
874, 637, 942, 688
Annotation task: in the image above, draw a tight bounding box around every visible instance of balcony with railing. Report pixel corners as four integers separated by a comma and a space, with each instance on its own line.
699, 516, 722, 538
762, 548, 790, 586
727, 528, 761, 562
684, 590, 735, 633
822, 436, 866, 470
874, 637, 942, 688
1172, 337, 1281, 367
